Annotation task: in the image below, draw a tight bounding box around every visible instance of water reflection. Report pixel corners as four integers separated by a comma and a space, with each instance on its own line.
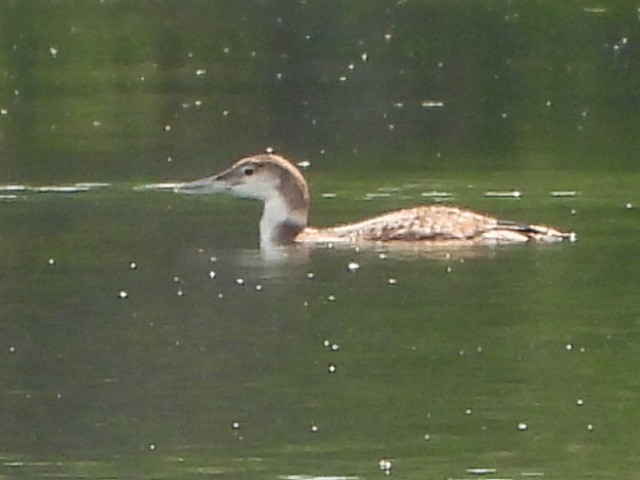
1, 1, 640, 479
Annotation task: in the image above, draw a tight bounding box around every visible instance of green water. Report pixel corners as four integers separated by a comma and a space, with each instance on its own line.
1, 1, 640, 479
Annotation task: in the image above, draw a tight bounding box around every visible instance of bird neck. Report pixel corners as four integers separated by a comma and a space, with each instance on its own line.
260, 193, 308, 246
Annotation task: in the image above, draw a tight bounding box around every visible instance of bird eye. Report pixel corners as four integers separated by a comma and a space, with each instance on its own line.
243, 167, 254, 176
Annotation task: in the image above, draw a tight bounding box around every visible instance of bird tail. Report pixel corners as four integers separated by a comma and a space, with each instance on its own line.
497, 221, 577, 243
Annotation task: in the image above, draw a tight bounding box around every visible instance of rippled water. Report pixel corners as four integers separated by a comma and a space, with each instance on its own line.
1, 169, 639, 479
1, 1, 640, 479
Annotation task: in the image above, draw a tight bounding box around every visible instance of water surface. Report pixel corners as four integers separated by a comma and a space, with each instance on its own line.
1, 1, 639, 479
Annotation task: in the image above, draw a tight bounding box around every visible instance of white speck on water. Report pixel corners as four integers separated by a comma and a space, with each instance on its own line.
347, 261, 360, 272
584, 6, 607, 13
35, 185, 90, 193
49, 46, 59, 57
327, 295, 336, 302
231, 421, 240, 429
176, 290, 184, 297
364, 192, 391, 200
276, 72, 283, 80
217, 293, 224, 299
347, 63, 355, 70
378, 459, 393, 473
421, 191, 452, 198
625, 202, 633, 209
565, 343, 573, 351
613, 37, 628, 52
383, 33, 393, 42
424, 433, 430, 441
48, 258, 56, 265
546, 100, 552, 107
92, 120, 102, 127
208, 271, 216, 279
129, 262, 137, 270
323, 340, 330, 347
310, 424, 319, 433
465, 408, 472, 415
517, 422, 528, 431
467, 468, 497, 475
551, 191, 577, 197
209, 256, 217, 263
570, 209, 577, 215
0, 108, 8, 115
484, 190, 522, 198
148, 443, 156, 451
388, 278, 398, 285
235, 278, 245, 286
8, 346, 15, 353
163, 125, 171, 132
328, 364, 337, 373
222, 110, 229, 116
195, 68, 207, 77
576, 398, 585, 406
306, 272, 315, 279
339, 75, 347, 82
361, 52, 369, 62
255, 284, 263, 291
194, 100, 202, 107
296, 160, 311, 170
223, 46, 230, 54
446, 266, 452, 273
330, 343, 340, 351
118, 290, 128, 299
379, 253, 388, 260
587, 423, 594, 431
133, 182, 182, 191
421, 99, 445, 109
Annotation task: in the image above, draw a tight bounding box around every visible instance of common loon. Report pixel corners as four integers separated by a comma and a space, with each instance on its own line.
175, 153, 576, 248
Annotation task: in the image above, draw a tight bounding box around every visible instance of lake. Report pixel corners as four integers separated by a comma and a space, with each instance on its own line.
1, 1, 639, 479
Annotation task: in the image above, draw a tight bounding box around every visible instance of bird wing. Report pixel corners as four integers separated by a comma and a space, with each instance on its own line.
326, 206, 500, 241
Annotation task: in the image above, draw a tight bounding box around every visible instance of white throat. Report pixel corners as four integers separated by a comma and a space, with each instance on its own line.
260, 194, 306, 246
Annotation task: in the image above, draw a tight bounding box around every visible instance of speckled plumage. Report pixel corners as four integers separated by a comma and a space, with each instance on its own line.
176, 153, 576, 247
298, 205, 573, 244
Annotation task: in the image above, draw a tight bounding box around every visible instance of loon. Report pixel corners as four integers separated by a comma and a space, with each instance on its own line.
175, 153, 576, 248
